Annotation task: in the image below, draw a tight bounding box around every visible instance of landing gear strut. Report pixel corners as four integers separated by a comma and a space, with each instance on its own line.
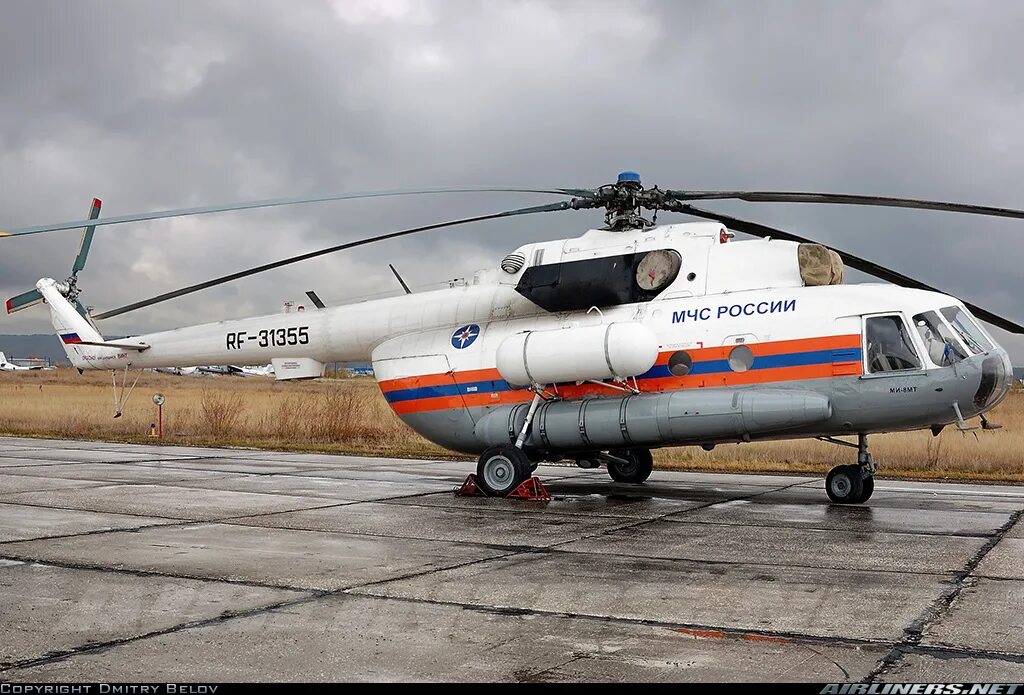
606, 448, 654, 484
825, 434, 875, 504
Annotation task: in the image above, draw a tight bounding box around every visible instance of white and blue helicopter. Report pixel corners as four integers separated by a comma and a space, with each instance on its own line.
3, 173, 1020, 503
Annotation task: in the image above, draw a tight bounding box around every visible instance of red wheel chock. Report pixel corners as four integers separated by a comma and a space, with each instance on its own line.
507, 476, 551, 501
455, 474, 485, 497
455, 474, 551, 501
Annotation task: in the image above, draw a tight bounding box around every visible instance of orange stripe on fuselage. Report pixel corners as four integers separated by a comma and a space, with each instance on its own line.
380, 334, 864, 414
378, 367, 501, 393
649, 333, 862, 365
390, 389, 534, 415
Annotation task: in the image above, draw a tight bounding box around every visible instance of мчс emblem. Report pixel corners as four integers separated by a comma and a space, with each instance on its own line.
451, 324, 480, 349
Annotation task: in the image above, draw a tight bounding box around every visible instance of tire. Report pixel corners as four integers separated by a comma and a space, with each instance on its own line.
607, 448, 654, 484
857, 476, 875, 503
476, 445, 532, 497
825, 465, 864, 504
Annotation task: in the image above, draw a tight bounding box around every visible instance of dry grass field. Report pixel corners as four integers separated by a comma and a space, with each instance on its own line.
1, 368, 1022, 482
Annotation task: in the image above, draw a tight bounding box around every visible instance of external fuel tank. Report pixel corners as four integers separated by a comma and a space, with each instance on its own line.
474, 388, 833, 451
495, 322, 659, 387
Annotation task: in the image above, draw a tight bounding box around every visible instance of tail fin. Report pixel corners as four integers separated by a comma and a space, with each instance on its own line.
0, 352, 6, 366
36, 278, 104, 367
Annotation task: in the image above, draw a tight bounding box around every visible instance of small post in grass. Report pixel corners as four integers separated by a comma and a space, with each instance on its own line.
152, 393, 165, 439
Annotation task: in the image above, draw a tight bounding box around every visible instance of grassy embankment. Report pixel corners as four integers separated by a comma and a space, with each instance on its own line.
1, 368, 1022, 482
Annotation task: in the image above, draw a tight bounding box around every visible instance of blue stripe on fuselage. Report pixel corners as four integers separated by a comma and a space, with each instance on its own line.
383, 379, 514, 404
381, 347, 863, 404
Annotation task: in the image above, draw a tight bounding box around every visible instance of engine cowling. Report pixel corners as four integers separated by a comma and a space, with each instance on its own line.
495, 322, 659, 386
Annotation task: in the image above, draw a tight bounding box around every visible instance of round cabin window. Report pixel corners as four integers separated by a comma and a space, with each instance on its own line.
728, 345, 755, 372
668, 350, 693, 376
635, 250, 682, 292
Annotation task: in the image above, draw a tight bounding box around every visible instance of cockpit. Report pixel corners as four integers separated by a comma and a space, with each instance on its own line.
864, 303, 1010, 413
865, 305, 996, 374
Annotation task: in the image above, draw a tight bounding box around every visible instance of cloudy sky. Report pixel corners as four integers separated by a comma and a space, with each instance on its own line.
2, 0, 1023, 357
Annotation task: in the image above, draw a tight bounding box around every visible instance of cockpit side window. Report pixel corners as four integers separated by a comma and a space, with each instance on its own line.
940, 306, 993, 354
913, 311, 967, 367
865, 315, 922, 374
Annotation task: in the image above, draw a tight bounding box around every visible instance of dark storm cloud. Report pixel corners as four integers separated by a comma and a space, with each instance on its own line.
1, 0, 1022, 355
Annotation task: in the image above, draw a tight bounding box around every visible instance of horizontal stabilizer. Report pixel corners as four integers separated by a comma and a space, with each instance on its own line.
73, 340, 150, 352
6, 288, 44, 314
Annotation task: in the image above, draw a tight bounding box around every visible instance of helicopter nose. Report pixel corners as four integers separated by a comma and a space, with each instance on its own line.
972, 348, 1013, 414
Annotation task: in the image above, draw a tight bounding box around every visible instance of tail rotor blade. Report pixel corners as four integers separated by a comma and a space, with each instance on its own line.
71, 198, 102, 275
680, 204, 1024, 335
92, 200, 573, 320
5, 288, 44, 314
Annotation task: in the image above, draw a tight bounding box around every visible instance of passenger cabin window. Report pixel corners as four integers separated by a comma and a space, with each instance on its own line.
913, 311, 967, 367
865, 315, 922, 374
941, 306, 993, 354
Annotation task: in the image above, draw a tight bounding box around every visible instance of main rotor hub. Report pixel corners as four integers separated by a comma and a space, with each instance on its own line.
599, 171, 659, 230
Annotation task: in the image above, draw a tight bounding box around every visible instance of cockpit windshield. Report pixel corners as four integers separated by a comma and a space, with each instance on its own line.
913, 311, 967, 367
941, 306, 993, 354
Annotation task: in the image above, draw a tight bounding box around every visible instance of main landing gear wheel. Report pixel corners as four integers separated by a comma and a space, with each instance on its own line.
607, 448, 654, 484
476, 445, 532, 497
857, 475, 875, 503
825, 465, 864, 504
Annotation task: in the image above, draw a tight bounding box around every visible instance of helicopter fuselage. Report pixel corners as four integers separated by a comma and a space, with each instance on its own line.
45, 221, 1014, 458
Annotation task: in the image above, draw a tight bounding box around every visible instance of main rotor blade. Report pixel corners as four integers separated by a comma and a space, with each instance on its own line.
0, 186, 593, 240
667, 191, 1024, 221
680, 204, 1024, 334
92, 200, 572, 320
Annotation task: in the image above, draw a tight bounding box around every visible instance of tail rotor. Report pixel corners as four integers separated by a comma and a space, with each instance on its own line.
6, 198, 101, 318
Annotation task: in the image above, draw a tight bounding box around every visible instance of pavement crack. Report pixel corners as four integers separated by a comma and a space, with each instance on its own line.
863, 508, 1023, 681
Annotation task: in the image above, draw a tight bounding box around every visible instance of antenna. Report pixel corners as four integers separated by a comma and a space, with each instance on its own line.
305, 290, 326, 309
389, 264, 412, 294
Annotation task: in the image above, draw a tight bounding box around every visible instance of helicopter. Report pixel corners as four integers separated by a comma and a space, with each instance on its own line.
3, 172, 1022, 503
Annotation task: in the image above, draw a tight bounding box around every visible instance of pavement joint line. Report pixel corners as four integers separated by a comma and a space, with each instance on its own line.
0, 537, 543, 671
0, 479, 124, 495
656, 515, 1000, 539
534, 544, 968, 578
6, 570, 1024, 676
372, 494, 687, 520
863, 508, 1024, 682
0, 454, 208, 465
903, 641, 1024, 664
0, 497, 198, 523
342, 589, 897, 651
0, 589, 324, 674
217, 494, 643, 526
0, 517, 187, 546
0, 551, 322, 593
345, 589, 1024, 667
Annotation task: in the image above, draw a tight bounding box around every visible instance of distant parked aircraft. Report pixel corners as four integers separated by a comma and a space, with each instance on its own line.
0, 352, 46, 371
150, 364, 273, 377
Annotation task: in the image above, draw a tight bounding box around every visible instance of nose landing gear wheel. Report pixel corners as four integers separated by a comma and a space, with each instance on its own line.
476, 445, 532, 497
607, 448, 654, 484
825, 465, 865, 504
